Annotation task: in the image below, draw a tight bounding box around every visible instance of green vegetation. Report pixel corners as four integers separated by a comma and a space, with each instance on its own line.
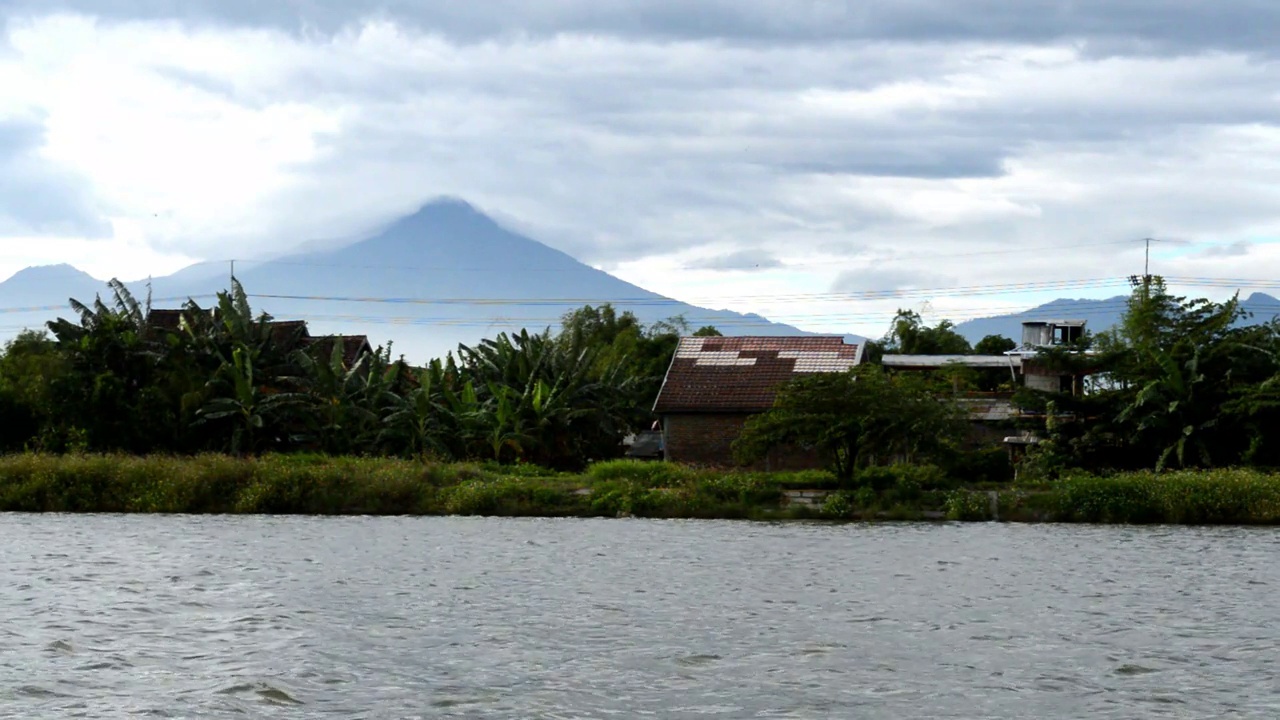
1051, 469, 1280, 524
7, 273, 1280, 525
1012, 277, 1280, 475
0, 282, 695, 468
733, 366, 966, 484
0, 454, 833, 519
3, 454, 1278, 524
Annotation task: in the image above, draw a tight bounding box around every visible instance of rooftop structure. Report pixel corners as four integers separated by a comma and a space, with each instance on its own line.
1019, 319, 1086, 350
653, 336, 864, 414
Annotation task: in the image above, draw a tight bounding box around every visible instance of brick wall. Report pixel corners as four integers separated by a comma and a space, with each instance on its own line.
663, 413, 824, 470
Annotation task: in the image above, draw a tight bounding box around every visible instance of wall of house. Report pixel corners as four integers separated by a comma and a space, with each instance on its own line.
662, 413, 824, 470
1024, 373, 1063, 392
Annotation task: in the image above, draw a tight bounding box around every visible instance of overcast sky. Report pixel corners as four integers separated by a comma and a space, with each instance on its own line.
1, 1, 1278, 337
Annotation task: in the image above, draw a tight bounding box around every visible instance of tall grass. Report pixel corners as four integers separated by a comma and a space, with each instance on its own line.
1053, 469, 1280, 524
0, 454, 479, 515
6, 454, 1278, 524
0, 454, 830, 518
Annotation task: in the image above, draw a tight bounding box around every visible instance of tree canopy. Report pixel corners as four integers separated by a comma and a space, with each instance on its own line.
733, 365, 965, 484
1017, 277, 1280, 472
0, 285, 713, 468
881, 310, 973, 355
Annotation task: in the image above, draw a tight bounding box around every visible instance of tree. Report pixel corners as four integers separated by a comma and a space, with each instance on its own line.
1044, 277, 1258, 471
0, 330, 62, 450
974, 335, 1016, 355
44, 280, 175, 452
1221, 320, 1280, 465
881, 310, 973, 355
294, 342, 382, 455
195, 345, 307, 455
734, 366, 965, 484
455, 327, 642, 467
556, 303, 717, 413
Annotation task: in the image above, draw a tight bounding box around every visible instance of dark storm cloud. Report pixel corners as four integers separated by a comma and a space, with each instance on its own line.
4, 0, 1278, 55
0, 119, 111, 237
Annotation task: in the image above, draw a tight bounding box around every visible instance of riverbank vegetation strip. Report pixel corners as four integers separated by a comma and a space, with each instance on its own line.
3, 454, 1280, 525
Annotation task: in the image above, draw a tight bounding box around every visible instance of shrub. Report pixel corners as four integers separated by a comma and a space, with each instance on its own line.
768, 469, 840, 489
1053, 469, 1280, 524
849, 464, 953, 504
821, 492, 853, 519
481, 460, 560, 478
694, 472, 782, 505
854, 466, 901, 493
586, 459, 693, 487
945, 489, 992, 521
945, 446, 1013, 484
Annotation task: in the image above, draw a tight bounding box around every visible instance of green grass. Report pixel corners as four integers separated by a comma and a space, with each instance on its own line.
1052, 469, 1280, 524
0, 454, 833, 518
4, 454, 1280, 524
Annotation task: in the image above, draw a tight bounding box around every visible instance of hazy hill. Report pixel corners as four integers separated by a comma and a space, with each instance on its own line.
1, 200, 832, 360
954, 292, 1280, 344
0, 264, 107, 337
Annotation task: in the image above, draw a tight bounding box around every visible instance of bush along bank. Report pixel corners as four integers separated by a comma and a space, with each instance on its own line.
3, 455, 1280, 524
0, 455, 845, 518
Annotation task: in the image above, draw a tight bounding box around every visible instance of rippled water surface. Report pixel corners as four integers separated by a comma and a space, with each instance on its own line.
3, 516, 1279, 718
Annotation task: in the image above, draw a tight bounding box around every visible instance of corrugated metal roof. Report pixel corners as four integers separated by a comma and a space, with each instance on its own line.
653, 336, 863, 413
882, 354, 1022, 369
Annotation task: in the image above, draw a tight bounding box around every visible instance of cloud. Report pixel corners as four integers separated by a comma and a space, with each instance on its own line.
685, 249, 783, 271
831, 266, 950, 294
1195, 240, 1252, 258
0, 117, 110, 237
9, 1, 1280, 55
0, 3, 1278, 340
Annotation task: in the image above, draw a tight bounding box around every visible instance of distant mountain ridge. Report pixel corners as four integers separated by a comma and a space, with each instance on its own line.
12, 201, 1275, 358
0, 200, 848, 360
953, 292, 1280, 343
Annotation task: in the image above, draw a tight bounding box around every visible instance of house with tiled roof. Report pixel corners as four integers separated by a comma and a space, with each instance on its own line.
653, 336, 864, 468
146, 310, 371, 367
304, 334, 374, 367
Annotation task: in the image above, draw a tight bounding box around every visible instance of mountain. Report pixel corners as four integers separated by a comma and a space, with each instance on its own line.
954, 292, 1280, 344
0, 264, 104, 304
0, 200, 839, 360
0, 264, 107, 336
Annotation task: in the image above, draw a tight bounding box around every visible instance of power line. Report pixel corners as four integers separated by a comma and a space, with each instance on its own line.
178, 237, 1145, 274
1, 276, 1277, 338
244, 277, 1134, 309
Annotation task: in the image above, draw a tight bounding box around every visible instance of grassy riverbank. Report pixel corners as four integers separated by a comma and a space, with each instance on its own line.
0, 454, 837, 519
3, 454, 1280, 524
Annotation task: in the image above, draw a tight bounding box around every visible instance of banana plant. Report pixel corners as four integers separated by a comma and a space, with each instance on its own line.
1117, 343, 1217, 470
195, 345, 307, 455
294, 342, 381, 454
380, 362, 455, 461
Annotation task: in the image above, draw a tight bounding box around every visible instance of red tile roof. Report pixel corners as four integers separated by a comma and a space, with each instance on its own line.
653, 336, 863, 413
266, 320, 311, 345
146, 308, 214, 332
304, 335, 374, 366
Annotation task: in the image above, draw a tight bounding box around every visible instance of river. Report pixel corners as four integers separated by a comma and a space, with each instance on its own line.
2, 516, 1277, 718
